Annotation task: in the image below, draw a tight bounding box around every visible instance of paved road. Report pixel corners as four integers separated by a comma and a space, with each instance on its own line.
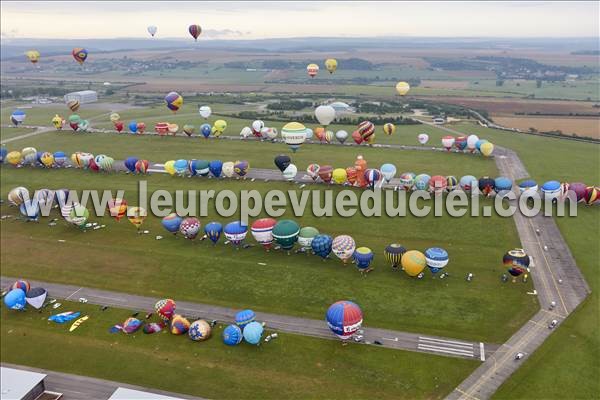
1, 362, 202, 400
0, 276, 494, 361
1, 126, 56, 144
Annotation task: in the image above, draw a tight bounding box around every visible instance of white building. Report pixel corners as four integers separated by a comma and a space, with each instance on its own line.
1, 367, 46, 400
109, 387, 184, 400
63, 90, 98, 104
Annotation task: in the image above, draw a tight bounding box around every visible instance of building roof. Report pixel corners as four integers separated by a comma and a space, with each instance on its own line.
1, 367, 46, 400
109, 388, 184, 400
65, 90, 97, 96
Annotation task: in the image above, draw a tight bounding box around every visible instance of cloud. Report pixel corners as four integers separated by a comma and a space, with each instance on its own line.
202, 29, 246, 38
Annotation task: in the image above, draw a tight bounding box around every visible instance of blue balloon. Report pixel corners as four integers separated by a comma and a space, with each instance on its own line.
4, 288, 26, 310
204, 221, 222, 244
223, 324, 243, 346
174, 159, 188, 175
353, 248, 374, 270
243, 321, 264, 345
200, 123, 211, 138
424, 247, 449, 274
494, 177, 513, 193
235, 309, 256, 329
311, 234, 333, 259
475, 139, 488, 152
518, 180, 538, 191
188, 160, 199, 177
1, 147, 8, 163
36, 151, 44, 165
414, 174, 431, 191
124, 157, 138, 173
162, 214, 183, 234
53, 151, 67, 167
20, 199, 40, 221
129, 121, 138, 134
209, 160, 223, 178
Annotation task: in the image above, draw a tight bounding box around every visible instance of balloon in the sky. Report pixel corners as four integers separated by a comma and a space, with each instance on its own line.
281, 122, 308, 152
164, 91, 183, 112
307, 63, 319, 78
25, 287, 47, 309
311, 234, 333, 259
357, 120, 375, 144
384, 244, 406, 269
395, 81, 410, 96
224, 221, 248, 246
179, 217, 201, 240
4, 289, 26, 310
240, 126, 252, 139
383, 123, 395, 136
306, 164, 320, 181
425, 247, 449, 275
204, 221, 223, 244
72, 48, 88, 65
332, 235, 356, 264
335, 130, 348, 144
170, 314, 191, 335
325, 58, 338, 74
188, 24, 202, 41
315, 105, 336, 126
189, 320, 212, 341
155, 298, 176, 321
147, 25, 157, 37
272, 219, 301, 251
223, 324, 243, 346
162, 213, 183, 234
418, 133, 429, 144
380, 164, 396, 184
332, 168, 347, 185
401, 250, 427, 277
127, 206, 147, 230
441, 135, 455, 151
235, 309, 256, 329
326, 301, 363, 340
52, 114, 64, 130
10, 109, 26, 126
67, 100, 80, 112
480, 142, 494, 157
243, 321, 264, 345
199, 105, 211, 119
25, 50, 40, 64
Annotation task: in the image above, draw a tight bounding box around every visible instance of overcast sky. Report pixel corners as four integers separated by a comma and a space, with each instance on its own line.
1, 1, 598, 40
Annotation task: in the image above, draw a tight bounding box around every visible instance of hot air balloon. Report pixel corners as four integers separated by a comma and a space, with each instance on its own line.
109, 112, 120, 123
475, 139, 488, 152
401, 250, 427, 277
332, 168, 347, 185
384, 244, 406, 270
243, 321, 264, 345
235, 309, 256, 329
311, 234, 333, 259
195, 123, 209, 139
180, 217, 201, 240
395, 81, 410, 96
365, 169, 383, 189
52, 114, 64, 130
460, 175, 478, 192
171, 314, 190, 335
212, 119, 227, 137
480, 142, 494, 157
174, 159, 188, 176
135, 159, 149, 174
108, 198, 127, 221
209, 160, 223, 178
10, 110, 26, 126
4, 289, 26, 310
418, 133, 429, 144
326, 301, 363, 340
425, 248, 449, 275
584, 186, 599, 205
224, 221, 248, 246
40, 152, 54, 168
72, 48, 88, 65
124, 157, 137, 173
429, 175, 448, 195
297, 226, 319, 251
136, 122, 146, 134
155, 299, 176, 321
314, 127, 326, 142
199, 105, 211, 119
240, 126, 252, 139
155, 122, 169, 135
495, 177, 513, 195
128, 121, 138, 134
383, 123, 395, 135
234, 160, 249, 177
335, 130, 348, 144
307, 63, 319, 78
147, 25, 158, 37
354, 155, 368, 188
315, 105, 336, 126
77, 119, 90, 132
223, 324, 243, 346
164, 91, 183, 112
114, 121, 124, 133
10, 280, 30, 293
414, 174, 431, 191
274, 155, 291, 172
399, 172, 415, 191
466, 135, 479, 152
272, 219, 300, 252
332, 235, 355, 264
353, 247, 374, 273
252, 120, 264, 137
283, 164, 297, 181
357, 121, 375, 144
127, 206, 147, 231
380, 164, 396, 184
281, 122, 308, 152
22, 147, 37, 165
25, 50, 40, 64
0, 147, 6, 164
503, 248, 530, 278
189, 24, 202, 41
441, 135, 455, 151
568, 182, 587, 202
69, 204, 89, 228
306, 164, 320, 181
455, 136, 468, 151
204, 221, 223, 244
478, 176, 495, 196
25, 287, 47, 309
162, 213, 182, 234
325, 58, 338, 74
53, 151, 67, 167
189, 320, 212, 341
541, 181, 561, 201
222, 162, 234, 178
263, 127, 279, 141
318, 165, 333, 183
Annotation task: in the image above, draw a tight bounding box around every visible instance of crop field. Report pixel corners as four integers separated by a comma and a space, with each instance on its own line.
492, 116, 600, 138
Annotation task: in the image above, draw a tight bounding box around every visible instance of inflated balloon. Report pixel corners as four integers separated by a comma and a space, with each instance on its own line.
234, 160, 249, 177
189, 24, 202, 41
164, 91, 183, 112
26, 50, 40, 64
136, 122, 146, 134
155, 298, 176, 321
414, 174, 431, 191
240, 126, 252, 139
53, 151, 67, 167
209, 160, 223, 178
114, 121, 124, 133
325, 58, 338, 74
212, 119, 227, 136
147, 25, 157, 37
173, 159, 188, 176
380, 164, 396, 183
332, 235, 356, 264
10, 110, 26, 126
332, 168, 347, 184
72, 48, 88, 65
11, 280, 30, 293
282, 164, 298, 181
189, 320, 212, 341
495, 177, 513, 194
200, 123, 211, 138
162, 213, 183, 234
69, 204, 89, 227
6, 151, 22, 166
199, 105, 211, 119
272, 219, 301, 251
307, 63, 319, 78
326, 301, 363, 340
314, 127, 325, 142
135, 159, 149, 174
466, 134, 479, 152
315, 105, 336, 126
183, 124, 195, 137
52, 114, 64, 130
281, 122, 308, 152
67, 100, 80, 112
305, 128, 314, 140
503, 249, 530, 277
401, 250, 427, 277
171, 314, 191, 335
480, 142, 494, 157
224, 221, 248, 246
127, 206, 147, 230
22, 147, 37, 165
395, 81, 410, 96
446, 176, 459, 191
223, 324, 243, 346
274, 155, 291, 172
475, 139, 488, 152
251, 218, 277, 250
0, 147, 6, 164
235, 309, 256, 329
110, 113, 120, 123
383, 123, 395, 135
252, 120, 264, 136
312, 234, 333, 259
418, 133, 429, 144
324, 130, 334, 144
354, 247, 374, 272
335, 130, 348, 144
4, 289, 26, 310
168, 123, 179, 135
478, 176, 495, 196
128, 121, 138, 134
384, 244, 406, 269
454, 136, 468, 151
243, 321, 263, 345
318, 165, 333, 183
298, 226, 319, 249
306, 164, 320, 181
541, 180, 561, 201
354, 155, 368, 188
345, 167, 357, 186
425, 248, 449, 275
78, 120, 90, 132
429, 175, 448, 195
262, 127, 278, 140
204, 221, 223, 244
155, 122, 169, 135
180, 217, 201, 240
460, 175, 478, 192
357, 121, 375, 144
25, 287, 47, 309
222, 161, 235, 178
40, 152, 54, 168
441, 135, 455, 151
584, 186, 599, 205
108, 198, 127, 221
365, 168, 383, 189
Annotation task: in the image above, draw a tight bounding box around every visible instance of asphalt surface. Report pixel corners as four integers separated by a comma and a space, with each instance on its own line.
1, 363, 202, 400
0, 276, 494, 361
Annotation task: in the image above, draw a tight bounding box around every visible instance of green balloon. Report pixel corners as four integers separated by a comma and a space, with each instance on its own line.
272, 220, 301, 250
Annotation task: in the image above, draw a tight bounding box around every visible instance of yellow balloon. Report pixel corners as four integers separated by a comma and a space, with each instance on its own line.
164, 160, 176, 176
6, 151, 22, 166
25, 50, 40, 64
480, 142, 494, 157
325, 58, 337, 74
168, 124, 179, 135
332, 168, 347, 184
52, 114, 64, 129
383, 123, 396, 135
109, 113, 120, 123
127, 206, 147, 229
401, 250, 426, 277
214, 119, 227, 131
395, 81, 410, 96
40, 152, 54, 167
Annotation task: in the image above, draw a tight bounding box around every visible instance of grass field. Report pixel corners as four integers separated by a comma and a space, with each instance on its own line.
0, 302, 477, 399
0, 127, 36, 141
491, 115, 599, 138
0, 166, 537, 343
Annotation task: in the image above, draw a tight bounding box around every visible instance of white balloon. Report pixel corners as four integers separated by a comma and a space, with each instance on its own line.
467, 134, 479, 150
147, 26, 157, 37
417, 133, 429, 144
314, 105, 336, 126
252, 120, 264, 133
335, 130, 348, 144
240, 126, 252, 138
305, 128, 314, 139
199, 106, 212, 119
282, 164, 298, 181
261, 127, 278, 140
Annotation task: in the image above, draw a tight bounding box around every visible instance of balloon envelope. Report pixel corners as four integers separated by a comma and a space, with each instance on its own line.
223, 324, 243, 346
235, 309, 256, 329
243, 321, 264, 345
326, 301, 363, 339
4, 289, 26, 310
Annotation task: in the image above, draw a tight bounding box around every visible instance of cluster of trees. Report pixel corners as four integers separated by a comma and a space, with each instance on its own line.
225, 58, 375, 71
267, 100, 313, 110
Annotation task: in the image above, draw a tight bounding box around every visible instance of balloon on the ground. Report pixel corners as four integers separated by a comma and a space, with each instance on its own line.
189, 320, 212, 341
212, 119, 227, 136
135, 159, 149, 174
318, 165, 333, 183
25, 287, 47, 309
503, 248, 530, 277
127, 206, 147, 230
325, 58, 338, 73
365, 168, 383, 189
53, 151, 67, 167
306, 164, 320, 181
174, 159, 188, 175
272, 219, 300, 250
281, 122, 308, 152
162, 213, 182, 234
108, 198, 127, 221
124, 157, 138, 173
455, 136, 468, 151
417, 133, 429, 144
40, 152, 54, 168
20, 199, 40, 221
180, 217, 201, 240
234, 160, 249, 177
353, 247, 374, 271
307, 63, 319, 78
357, 121, 375, 144
22, 147, 37, 165
298, 226, 319, 249
467, 135, 479, 152
170, 314, 190, 335
398, 172, 415, 191
11, 110, 26, 126
243, 321, 264, 345
384, 244, 406, 269
460, 175, 478, 192
282, 164, 297, 180
541, 180, 561, 201
11, 280, 30, 293
442, 135, 455, 151
335, 130, 348, 144
380, 164, 396, 183
383, 123, 395, 135
401, 250, 427, 277
224, 221, 248, 245
164, 91, 183, 112
222, 161, 234, 178
332, 235, 356, 264
425, 248, 449, 274
315, 105, 336, 126
414, 174, 431, 190
494, 177, 513, 193
128, 121, 138, 134
326, 300, 363, 340
204, 221, 223, 244
223, 324, 243, 346
4, 289, 26, 310
52, 114, 64, 130
78, 119, 90, 132
235, 309, 256, 329
240, 126, 252, 139
478, 176, 495, 196
274, 155, 291, 172
480, 142, 494, 157
155, 299, 176, 321
332, 168, 347, 184
311, 234, 333, 259
261, 127, 278, 140
395, 81, 410, 96
252, 120, 264, 136
346, 168, 357, 186
189, 24, 202, 40
69, 204, 89, 227
72, 48, 88, 64
429, 175, 448, 195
